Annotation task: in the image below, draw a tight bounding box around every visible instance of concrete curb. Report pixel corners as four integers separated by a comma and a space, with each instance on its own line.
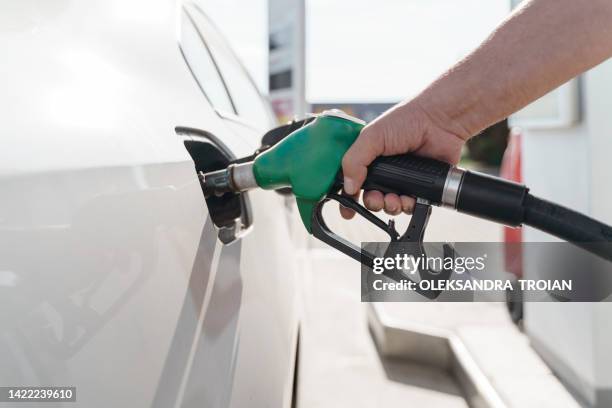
367, 303, 507, 408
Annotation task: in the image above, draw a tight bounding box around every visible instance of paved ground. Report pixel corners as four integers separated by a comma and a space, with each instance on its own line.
296, 249, 468, 408
377, 302, 581, 408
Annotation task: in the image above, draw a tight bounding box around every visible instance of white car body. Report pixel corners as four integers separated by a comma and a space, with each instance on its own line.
0, 1, 300, 407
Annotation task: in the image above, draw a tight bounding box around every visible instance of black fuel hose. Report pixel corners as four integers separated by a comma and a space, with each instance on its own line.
522, 193, 612, 262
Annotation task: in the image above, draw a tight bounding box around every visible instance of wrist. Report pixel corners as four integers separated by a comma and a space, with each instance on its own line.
412, 89, 480, 142
409, 55, 504, 142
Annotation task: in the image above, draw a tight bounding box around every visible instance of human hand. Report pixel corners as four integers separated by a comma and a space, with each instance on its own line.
340, 100, 470, 219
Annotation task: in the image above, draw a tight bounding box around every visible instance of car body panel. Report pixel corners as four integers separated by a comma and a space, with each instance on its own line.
0, 0, 298, 406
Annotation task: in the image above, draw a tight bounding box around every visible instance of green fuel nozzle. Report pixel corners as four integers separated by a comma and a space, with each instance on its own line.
202, 110, 365, 232
201, 109, 612, 269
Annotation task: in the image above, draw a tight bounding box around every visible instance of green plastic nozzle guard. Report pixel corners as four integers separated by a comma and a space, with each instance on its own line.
252, 115, 364, 232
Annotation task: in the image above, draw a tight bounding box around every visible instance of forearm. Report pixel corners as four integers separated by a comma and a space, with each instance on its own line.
414, 0, 612, 138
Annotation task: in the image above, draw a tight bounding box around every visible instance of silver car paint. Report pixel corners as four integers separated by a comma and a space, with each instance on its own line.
0, 0, 299, 407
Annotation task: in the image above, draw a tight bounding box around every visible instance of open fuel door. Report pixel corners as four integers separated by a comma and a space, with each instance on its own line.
177, 126, 253, 244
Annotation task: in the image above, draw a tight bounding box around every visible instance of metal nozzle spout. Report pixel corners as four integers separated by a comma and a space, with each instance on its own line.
200, 161, 258, 198
200, 168, 233, 198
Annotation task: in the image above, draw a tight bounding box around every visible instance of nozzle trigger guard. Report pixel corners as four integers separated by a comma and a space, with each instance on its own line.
311, 193, 399, 267
311, 195, 455, 300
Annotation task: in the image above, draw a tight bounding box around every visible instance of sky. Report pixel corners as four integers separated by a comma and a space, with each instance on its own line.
203, 0, 510, 103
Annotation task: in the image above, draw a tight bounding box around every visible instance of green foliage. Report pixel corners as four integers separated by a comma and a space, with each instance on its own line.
465, 120, 509, 166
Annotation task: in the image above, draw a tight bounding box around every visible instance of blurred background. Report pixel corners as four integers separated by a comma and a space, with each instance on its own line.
204, 0, 512, 168
197, 1, 612, 407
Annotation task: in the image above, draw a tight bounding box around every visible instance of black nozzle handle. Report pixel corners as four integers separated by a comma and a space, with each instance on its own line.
362, 154, 451, 205
361, 153, 529, 227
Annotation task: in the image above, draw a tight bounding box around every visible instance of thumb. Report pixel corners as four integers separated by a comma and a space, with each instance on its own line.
341, 130, 383, 195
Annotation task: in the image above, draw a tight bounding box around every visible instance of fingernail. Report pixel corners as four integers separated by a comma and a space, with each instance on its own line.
344, 177, 356, 194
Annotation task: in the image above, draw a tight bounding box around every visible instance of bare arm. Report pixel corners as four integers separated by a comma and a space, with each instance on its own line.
422, 0, 612, 137
341, 0, 612, 217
